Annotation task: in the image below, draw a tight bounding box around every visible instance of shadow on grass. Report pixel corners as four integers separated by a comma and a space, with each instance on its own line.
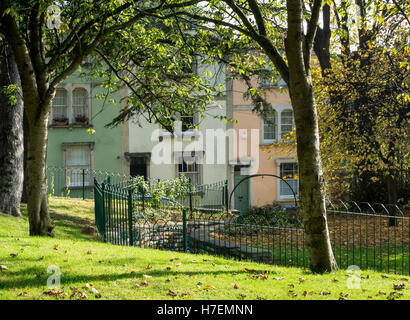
0, 263, 277, 291
49, 211, 97, 241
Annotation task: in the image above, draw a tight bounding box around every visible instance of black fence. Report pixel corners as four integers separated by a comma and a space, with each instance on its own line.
94, 177, 410, 275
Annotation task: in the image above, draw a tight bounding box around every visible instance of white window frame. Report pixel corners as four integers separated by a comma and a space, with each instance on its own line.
176, 155, 201, 186
276, 158, 299, 201
51, 88, 68, 124
261, 111, 278, 144
63, 143, 94, 188
71, 87, 89, 123
280, 109, 295, 138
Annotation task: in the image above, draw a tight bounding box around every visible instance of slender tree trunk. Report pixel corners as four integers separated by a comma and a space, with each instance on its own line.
285, 0, 337, 273
26, 111, 54, 236
21, 111, 29, 204
0, 44, 24, 217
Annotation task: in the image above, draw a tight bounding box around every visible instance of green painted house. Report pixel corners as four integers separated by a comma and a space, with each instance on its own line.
47, 71, 127, 198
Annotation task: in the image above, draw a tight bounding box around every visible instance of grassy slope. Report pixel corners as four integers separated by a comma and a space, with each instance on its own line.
0, 197, 409, 300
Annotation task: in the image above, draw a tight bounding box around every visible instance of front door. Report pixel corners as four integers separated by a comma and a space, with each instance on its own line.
234, 170, 250, 214
130, 157, 147, 180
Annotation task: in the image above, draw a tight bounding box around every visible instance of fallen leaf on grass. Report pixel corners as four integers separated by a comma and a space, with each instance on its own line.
288, 291, 297, 297
10, 253, 18, 258
0, 265, 8, 271
393, 283, 405, 290
143, 274, 152, 279
130, 269, 137, 274
143, 265, 152, 270
181, 291, 191, 296
44, 289, 65, 298
273, 276, 283, 280
332, 278, 339, 282
91, 287, 101, 297
299, 278, 306, 283
302, 291, 308, 297
378, 291, 386, 295
233, 284, 239, 289
202, 285, 215, 290
141, 280, 149, 286
175, 263, 182, 267
381, 274, 389, 279
168, 290, 177, 297
85, 250, 92, 255
400, 277, 408, 281
53, 244, 59, 250
239, 294, 246, 298
135, 283, 141, 288
70, 290, 88, 300
165, 279, 171, 282
18, 291, 28, 296
241, 267, 256, 272
166, 266, 172, 270
320, 291, 331, 295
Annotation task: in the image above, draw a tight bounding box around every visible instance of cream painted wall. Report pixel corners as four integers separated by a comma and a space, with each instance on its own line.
127, 96, 229, 185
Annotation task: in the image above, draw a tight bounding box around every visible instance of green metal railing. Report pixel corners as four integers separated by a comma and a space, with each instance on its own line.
94, 177, 410, 275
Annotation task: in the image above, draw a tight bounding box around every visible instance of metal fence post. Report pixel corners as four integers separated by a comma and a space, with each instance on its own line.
82, 169, 85, 200
183, 208, 188, 253
189, 178, 193, 219
128, 188, 133, 246
101, 182, 106, 242
224, 180, 229, 213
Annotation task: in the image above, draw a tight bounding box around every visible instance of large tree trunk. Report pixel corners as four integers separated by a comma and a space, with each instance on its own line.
286, 0, 337, 273
26, 112, 54, 236
0, 44, 24, 217
290, 78, 337, 273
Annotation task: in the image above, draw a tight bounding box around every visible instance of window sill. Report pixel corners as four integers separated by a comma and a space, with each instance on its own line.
159, 131, 200, 140
49, 124, 93, 128
66, 185, 93, 190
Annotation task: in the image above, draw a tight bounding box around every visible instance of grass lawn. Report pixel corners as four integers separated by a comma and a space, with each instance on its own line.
1, 197, 410, 300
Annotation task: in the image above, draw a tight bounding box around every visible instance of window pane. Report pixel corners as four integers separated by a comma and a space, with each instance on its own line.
66, 145, 91, 186
280, 163, 298, 197
263, 112, 277, 141
52, 89, 68, 120
72, 88, 88, 121
181, 114, 194, 131
281, 110, 294, 137
178, 160, 200, 185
